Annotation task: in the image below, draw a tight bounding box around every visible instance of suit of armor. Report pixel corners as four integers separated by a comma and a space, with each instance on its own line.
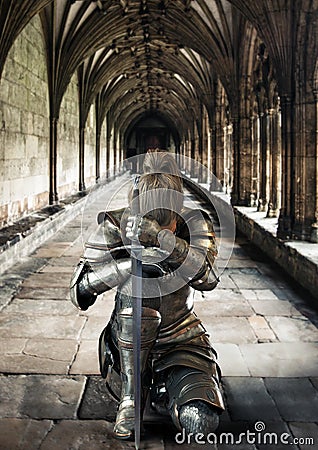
70, 205, 225, 439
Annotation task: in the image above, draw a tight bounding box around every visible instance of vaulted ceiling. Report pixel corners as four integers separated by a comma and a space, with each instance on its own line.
1, 1, 316, 140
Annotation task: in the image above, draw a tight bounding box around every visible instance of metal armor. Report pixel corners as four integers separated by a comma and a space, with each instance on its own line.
70, 206, 224, 437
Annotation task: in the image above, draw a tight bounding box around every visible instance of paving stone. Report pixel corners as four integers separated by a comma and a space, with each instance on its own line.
0, 338, 77, 374
222, 377, 281, 422
15, 286, 70, 300
239, 343, 318, 377
22, 272, 71, 288
253, 421, 298, 450
248, 299, 301, 316
248, 316, 276, 341
162, 422, 218, 449
216, 274, 238, 289
310, 377, 318, 390
228, 268, 272, 289
45, 256, 81, 267
213, 344, 250, 376
80, 316, 109, 340
31, 242, 73, 258
217, 420, 295, 450
204, 317, 257, 344
78, 376, 117, 421
3, 298, 76, 315
0, 418, 53, 450
240, 289, 280, 300
216, 421, 257, 449
288, 422, 318, 449
0, 374, 86, 419
40, 419, 163, 450
267, 316, 318, 342
194, 288, 245, 302
0, 313, 86, 339
264, 378, 318, 422
195, 298, 253, 317
39, 264, 75, 273
70, 340, 99, 375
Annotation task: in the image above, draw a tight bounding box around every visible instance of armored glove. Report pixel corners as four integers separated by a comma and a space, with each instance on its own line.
126, 214, 162, 247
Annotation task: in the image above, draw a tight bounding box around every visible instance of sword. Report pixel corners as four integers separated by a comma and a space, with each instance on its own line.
131, 176, 142, 450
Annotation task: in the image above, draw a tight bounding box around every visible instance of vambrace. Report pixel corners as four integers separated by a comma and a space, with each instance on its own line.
70, 258, 131, 310
158, 231, 219, 290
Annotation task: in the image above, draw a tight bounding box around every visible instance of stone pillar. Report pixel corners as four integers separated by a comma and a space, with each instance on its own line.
232, 75, 254, 206
79, 125, 86, 192
250, 114, 260, 207
277, 94, 294, 239
49, 116, 58, 204
267, 108, 281, 217
311, 89, 318, 242
257, 112, 269, 211
231, 115, 240, 204
214, 88, 225, 186
95, 97, 101, 183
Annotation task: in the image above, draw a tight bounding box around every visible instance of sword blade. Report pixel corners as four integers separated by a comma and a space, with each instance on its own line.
132, 249, 142, 450
131, 176, 142, 450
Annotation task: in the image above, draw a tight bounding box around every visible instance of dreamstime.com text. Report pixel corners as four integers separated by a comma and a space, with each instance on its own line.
175, 421, 315, 446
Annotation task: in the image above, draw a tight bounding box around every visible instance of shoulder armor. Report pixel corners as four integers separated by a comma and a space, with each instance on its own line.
84, 208, 127, 263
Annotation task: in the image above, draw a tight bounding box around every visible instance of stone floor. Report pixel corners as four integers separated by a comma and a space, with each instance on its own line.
0, 173, 318, 449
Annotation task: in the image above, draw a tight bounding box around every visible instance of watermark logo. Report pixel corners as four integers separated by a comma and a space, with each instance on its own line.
175, 421, 315, 446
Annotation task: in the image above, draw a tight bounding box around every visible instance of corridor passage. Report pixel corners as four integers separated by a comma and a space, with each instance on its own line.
0, 174, 317, 450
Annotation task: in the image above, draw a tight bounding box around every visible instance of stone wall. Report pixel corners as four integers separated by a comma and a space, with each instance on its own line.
58, 74, 79, 199
0, 14, 108, 227
0, 15, 49, 228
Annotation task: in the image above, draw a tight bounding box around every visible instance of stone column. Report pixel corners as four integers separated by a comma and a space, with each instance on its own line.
49, 116, 58, 204
311, 89, 318, 242
267, 108, 281, 217
250, 114, 260, 207
277, 94, 294, 239
257, 112, 268, 211
95, 97, 101, 183
79, 125, 86, 192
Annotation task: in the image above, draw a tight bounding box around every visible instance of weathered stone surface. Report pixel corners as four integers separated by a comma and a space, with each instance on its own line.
15, 286, 70, 299
264, 378, 318, 422
78, 376, 117, 420
80, 316, 109, 340
0, 375, 86, 419
217, 274, 238, 289
213, 343, 250, 376
240, 289, 281, 301
248, 316, 276, 341
195, 298, 253, 317
70, 340, 99, 375
0, 418, 52, 450
288, 422, 318, 449
228, 268, 272, 289
40, 419, 164, 450
22, 272, 71, 288
204, 317, 257, 344
267, 316, 318, 342
0, 313, 86, 339
222, 377, 281, 422
239, 343, 318, 377
0, 338, 77, 374
31, 242, 73, 258
248, 299, 301, 316
3, 299, 76, 315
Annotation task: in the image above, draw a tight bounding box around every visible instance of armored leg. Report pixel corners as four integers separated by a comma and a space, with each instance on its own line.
165, 365, 224, 435
113, 307, 161, 440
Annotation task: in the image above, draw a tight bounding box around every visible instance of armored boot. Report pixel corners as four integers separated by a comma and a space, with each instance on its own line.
113, 307, 161, 440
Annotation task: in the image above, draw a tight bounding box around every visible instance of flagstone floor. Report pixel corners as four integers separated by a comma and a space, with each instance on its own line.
0, 174, 317, 449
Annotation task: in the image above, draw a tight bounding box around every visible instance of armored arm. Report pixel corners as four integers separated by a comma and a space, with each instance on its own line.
70, 210, 131, 310
159, 209, 219, 291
